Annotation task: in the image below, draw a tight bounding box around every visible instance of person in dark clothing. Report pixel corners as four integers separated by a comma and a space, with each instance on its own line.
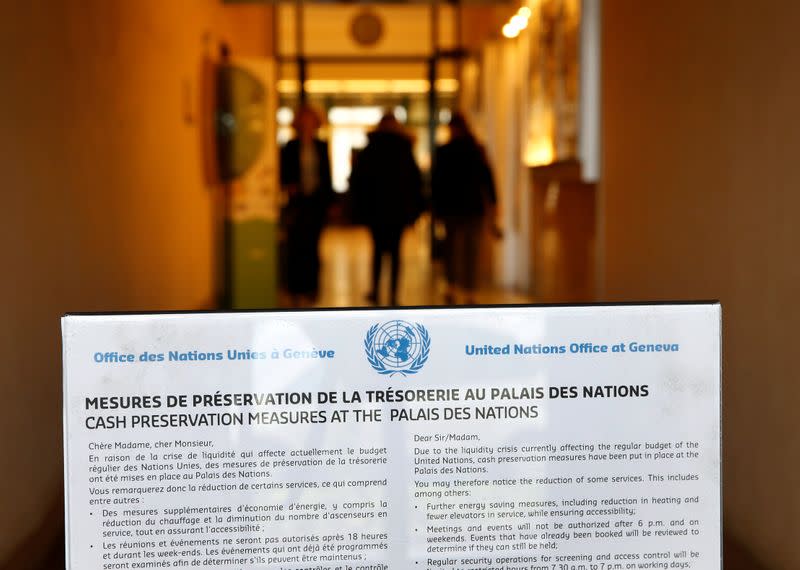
280, 105, 333, 306
432, 112, 498, 305
350, 113, 424, 306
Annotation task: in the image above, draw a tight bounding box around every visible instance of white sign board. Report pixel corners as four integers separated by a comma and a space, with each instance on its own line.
63, 304, 721, 570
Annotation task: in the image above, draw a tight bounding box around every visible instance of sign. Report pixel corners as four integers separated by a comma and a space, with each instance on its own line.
63, 304, 721, 569
217, 57, 279, 308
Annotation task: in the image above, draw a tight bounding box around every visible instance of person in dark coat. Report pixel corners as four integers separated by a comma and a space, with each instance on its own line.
432, 112, 498, 305
280, 105, 333, 306
350, 113, 424, 306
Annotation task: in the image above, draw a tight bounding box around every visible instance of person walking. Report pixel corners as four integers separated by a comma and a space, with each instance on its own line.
350, 113, 424, 306
280, 105, 333, 306
432, 112, 498, 305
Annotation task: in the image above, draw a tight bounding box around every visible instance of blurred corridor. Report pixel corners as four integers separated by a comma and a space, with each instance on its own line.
315, 223, 532, 308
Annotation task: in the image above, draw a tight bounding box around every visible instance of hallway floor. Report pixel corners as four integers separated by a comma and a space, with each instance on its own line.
313, 222, 531, 308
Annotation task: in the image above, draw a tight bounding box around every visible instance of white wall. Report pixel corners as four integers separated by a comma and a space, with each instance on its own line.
0, 1, 272, 563
602, 2, 800, 568
478, 38, 532, 292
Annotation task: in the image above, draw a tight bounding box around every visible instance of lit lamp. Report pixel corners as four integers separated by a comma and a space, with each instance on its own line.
502, 5, 532, 39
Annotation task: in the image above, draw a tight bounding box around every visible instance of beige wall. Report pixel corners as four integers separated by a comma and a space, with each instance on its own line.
602, 2, 800, 568
0, 1, 272, 564
278, 3, 459, 57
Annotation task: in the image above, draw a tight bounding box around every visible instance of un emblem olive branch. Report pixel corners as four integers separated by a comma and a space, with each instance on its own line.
364, 322, 431, 377
364, 324, 391, 375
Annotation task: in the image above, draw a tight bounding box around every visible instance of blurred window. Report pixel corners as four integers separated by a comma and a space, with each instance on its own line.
327, 106, 383, 193
277, 106, 294, 146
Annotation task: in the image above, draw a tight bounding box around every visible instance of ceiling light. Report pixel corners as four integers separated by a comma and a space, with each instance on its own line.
502, 23, 520, 39
511, 14, 529, 30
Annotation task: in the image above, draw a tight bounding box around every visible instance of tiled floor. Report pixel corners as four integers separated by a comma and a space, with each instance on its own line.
314, 221, 530, 308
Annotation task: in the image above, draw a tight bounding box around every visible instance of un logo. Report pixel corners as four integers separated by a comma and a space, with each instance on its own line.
364, 320, 431, 377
